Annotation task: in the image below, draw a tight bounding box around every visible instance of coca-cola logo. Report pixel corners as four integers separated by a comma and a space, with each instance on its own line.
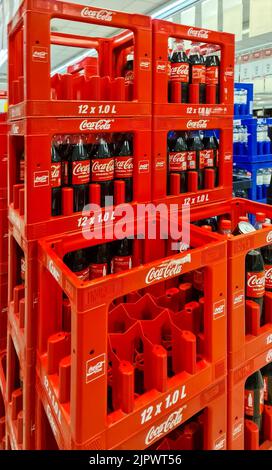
92, 160, 114, 173
187, 27, 209, 39
145, 409, 184, 446
51, 165, 61, 178
247, 274, 265, 288
145, 254, 191, 285
156, 160, 165, 169
157, 63, 167, 72
170, 153, 186, 163
81, 8, 114, 21
48, 259, 61, 283
266, 349, 272, 363
115, 158, 133, 171
265, 267, 272, 281
32, 47, 48, 62
213, 300, 225, 319
34, 171, 49, 187
138, 160, 149, 173
267, 231, 272, 243
79, 119, 114, 131
73, 162, 90, 176
171, 65, 188, 75
86, 354, 105, 383
140, 60, 150, 70
187, 120, 208, 129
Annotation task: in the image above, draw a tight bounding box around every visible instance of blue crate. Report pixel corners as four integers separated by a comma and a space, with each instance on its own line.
234, 160, 272, 203
233, 117, 272, 163
234, 82, 253, 119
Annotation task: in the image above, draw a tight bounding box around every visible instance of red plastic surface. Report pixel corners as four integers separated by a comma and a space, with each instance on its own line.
191, 198, 272, 369
36, 222, 227, 449
152, 19, 234, 118
228, 350, 272, 450
8, 1, 152, 119
8, 116, 152, 240
152, 116, 233, 205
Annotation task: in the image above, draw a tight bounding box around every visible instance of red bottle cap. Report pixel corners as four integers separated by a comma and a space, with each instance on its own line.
201, 225, 212, 231
239, 216, 249, 222
220, 219, 232, 230
256, 212, 266, 222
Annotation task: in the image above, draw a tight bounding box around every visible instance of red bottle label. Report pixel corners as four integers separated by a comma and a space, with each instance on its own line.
244, 389, 254, 416
112, 256, 132, 273
51, 162, 61, 188
62, 161, 68, 185
168, 152, 187, 172
200, 149, 215, 168
187, 151, 196, 170
265, 264, 272, 290
114, 156, 133, 178
206, 66, 219, 85
246, 271, 265, 298
192, 65, 206, 84
90, 263, 108, 280
170, 62, 189, 82
76, 267, 90, 281
21, 257, 25, 282
91, 158, 114, 182
20, 159, 24, 181
72, 160, 90, 185
168, 62, 171, 77
125, 71, 134, 85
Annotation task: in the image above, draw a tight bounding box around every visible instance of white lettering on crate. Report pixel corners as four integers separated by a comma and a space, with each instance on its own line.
145, 255, 191, 285
79, 119, 114, 131
187, 27, 209, 39
213, 299, 225, 319
47, 259, 62, 284
187, 119, 208, 129
145, 408, 185, 446
81, 8, 115, 22
86, 353, 106, 383
267, 231, 272, 243
43, 375, 62, 425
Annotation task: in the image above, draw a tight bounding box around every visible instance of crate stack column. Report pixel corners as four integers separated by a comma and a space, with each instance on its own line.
7, 0, 152, 450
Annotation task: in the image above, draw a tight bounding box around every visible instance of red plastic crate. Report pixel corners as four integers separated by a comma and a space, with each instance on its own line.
36, 220, 227, 449
228, 349, 272, 450
8, 116, 152, 240
0, 209, 8, 275
5, 328, 29, 450
152, 116, 233, 206
8, 1, 152, 120
0, 113, 8, 199
190, 198, 272, 369
152, 19, 234, 118
36, 373, 226, 450
0, 273, 8, 351
0, 366, 6, 451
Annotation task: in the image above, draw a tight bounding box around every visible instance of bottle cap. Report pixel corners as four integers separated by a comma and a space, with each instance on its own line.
236, 221, 256, 234
256, 212, 266, 222
201, 225, 212, 231
220, 219, 232, 230
239, 216, 249, 222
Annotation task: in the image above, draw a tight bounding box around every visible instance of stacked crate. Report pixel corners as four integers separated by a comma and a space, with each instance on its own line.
6, 0, 152, 450
190, 199, 272, 450
0, 111, 8, 450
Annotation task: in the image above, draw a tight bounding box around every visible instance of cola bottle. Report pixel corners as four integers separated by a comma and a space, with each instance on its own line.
261, 363, 272, 405
233, 220, 256, 235
91, 137, 114, 207
189, 43, 206, 104
169, 40, 190, 103
245, 249, 265, 324
63, 249, 90, 281
205, 45, 220, 103
51, 136, 62, 216
114, 135, 133, 202
218, 219, 232, 236
111, 238, 133, 273
19, 151, 24, 183
261, 243, 272, 293
61, 135, 73, 187
254, 212, 266, 230
187, 131, 205, 190
202, 130, 218, 186
123, 50, 134, 101
168, 134, 188, 194
21, 256, 25, 284
90, 244, 109, 280
244, 371, 264, 430
68, 135, 90, 212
